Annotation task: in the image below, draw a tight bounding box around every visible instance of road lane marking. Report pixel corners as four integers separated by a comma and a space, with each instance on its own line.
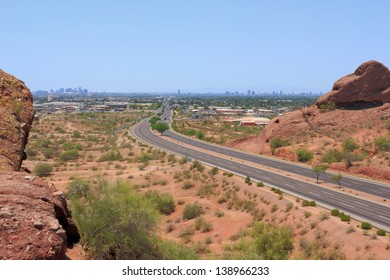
355, 201, 368, 207
379, 215, 390, 221
340, 202, 354, 208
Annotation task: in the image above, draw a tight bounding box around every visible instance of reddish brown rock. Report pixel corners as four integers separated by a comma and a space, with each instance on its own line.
0, 69, 35, 171
0, 69, 79, 259
0, 172, 79, 259
316, 60, 390, 107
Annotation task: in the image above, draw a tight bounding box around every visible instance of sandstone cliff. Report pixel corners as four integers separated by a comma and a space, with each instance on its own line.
0, 69, 79, 259
227, 60, 390, 181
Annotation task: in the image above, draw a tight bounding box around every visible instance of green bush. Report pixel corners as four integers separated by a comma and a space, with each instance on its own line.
26, 148, 38, 158
43, 148, 60, 159
183, 202, 204, 220
190, 160, 204, 172
98, 151, 123, 162
63, 142, 83, 151
339, 212, 351, 222
68, 178, 179, 259
302, 200, 316, 207
257, 182, 264, 187
67, 178, 90, 199
361, 221, 372, 230
376, 229, 386, 236
33, 163, 53, 177
196, 131, 205, 139
342, 138, 359, 153
374, 135, 390, 151
320, 149, 343, 163
270, 137, 290, 149
296, 148, 313, 162
209, 167, 219, 175
149, 116, 160, 125
144, 190, 176, 215
331, 209, 340, 216
60, 149, 80, 161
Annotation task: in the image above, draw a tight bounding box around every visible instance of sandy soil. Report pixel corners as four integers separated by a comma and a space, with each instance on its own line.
23, 113, 390, 259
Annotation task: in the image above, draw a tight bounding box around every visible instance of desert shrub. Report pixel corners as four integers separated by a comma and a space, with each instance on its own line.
257, 182, 264, 187
33, 163, 53, 177
319, 102, 336, 110
182, 181, 194, 190
252, 222, 293, 260
67, 178, 90, 199
342, 137, 359, 153
302, 200, 316, 207
195, 216, 205, 230
144, 190, 176, 215
361, 221, 372, 230
72, 130, 82, 138
214, 210, 225, 217
339, 212, 350, 222
26, 148, 38, 158
197, 183, 217, 197
333, 210, 344, 220
179, 157, 188, 164
190, 160, 204, 172
68, 178, 160, 259
320, 149, 344, 163
59, 150, 80, 161
201, 221, 213, 233
209, 167, 219, 175
296, 148, 313, 162
374, 135, 390, 152
43, 148, 60, 159
196, 131, 205, 139
63, 142, 83, 151
98, 151, 123, 162
377, 229, 386, 236
183, 203, 204, 220
270, 137, 290, 149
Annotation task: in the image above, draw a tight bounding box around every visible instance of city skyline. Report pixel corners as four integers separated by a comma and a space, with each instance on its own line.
1, 0, 389, 93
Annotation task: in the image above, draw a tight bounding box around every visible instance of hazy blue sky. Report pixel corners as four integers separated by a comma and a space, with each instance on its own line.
1, 0, 389, 93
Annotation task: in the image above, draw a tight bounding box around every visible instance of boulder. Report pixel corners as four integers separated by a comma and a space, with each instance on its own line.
316, 60, 390, 107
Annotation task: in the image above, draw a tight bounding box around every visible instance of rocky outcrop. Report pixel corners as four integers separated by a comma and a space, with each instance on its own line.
0, 69, 79, 259
0, 69, 35, 171
316, 60, 390, 107
0, 172, 79, 259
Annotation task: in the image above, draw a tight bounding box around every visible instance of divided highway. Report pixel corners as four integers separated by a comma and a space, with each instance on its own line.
132, 117, 390, 231
162, 106, 390, 199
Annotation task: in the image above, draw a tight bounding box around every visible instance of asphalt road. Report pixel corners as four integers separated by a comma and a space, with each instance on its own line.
161, 106, 390, 200
132, 117, 390, 231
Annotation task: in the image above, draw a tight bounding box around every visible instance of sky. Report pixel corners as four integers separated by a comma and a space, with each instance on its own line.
1, 0, 389, 93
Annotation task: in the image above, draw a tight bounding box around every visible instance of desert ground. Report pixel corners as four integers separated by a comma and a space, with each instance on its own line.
24, 111, 390, 259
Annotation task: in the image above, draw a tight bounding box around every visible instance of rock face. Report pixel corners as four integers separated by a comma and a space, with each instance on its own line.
316, 60, 390, 107
0, 69, 35, 171
0, 69, 79, 259
228, 61, 390, 157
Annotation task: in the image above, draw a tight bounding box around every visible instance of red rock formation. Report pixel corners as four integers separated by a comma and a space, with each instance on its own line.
0, 69, 79, 259
0, 69, 35, 171
316, 60, 390, 107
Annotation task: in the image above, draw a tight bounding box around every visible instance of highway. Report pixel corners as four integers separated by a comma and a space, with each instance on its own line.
161, 106, 390, 199
132, 115, 390, 231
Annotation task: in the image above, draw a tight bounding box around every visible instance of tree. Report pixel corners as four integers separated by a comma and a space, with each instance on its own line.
312, 164, 328, 183
152, 122, 169, 135
149, 116, 160, 125
331, 173, 342, 188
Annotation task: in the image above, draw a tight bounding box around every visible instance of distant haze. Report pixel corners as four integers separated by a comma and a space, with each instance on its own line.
1, 0, 389, 93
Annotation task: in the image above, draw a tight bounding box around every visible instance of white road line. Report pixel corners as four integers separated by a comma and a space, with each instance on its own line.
379, 215, 390, 221
340, 202, 354, 208
308, 191, 321, 197
355, 201, 368, 207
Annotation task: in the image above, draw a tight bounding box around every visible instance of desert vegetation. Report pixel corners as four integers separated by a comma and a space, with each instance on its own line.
24, 111, 390, 260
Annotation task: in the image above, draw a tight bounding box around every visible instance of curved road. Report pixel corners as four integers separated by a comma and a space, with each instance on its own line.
162, 106, 390, 199
132, 117, 390, 231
